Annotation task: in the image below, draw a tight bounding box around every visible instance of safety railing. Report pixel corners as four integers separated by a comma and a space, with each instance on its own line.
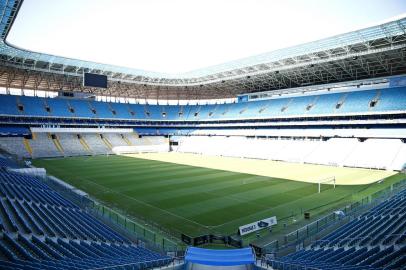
88, 200, 185, 253
262, 178, 406, 254
42, 174, 186, 253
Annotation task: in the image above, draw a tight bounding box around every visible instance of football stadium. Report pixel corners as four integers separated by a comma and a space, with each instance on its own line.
0, 0, 406, 269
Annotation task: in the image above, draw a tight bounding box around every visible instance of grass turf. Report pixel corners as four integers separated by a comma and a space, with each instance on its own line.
125, 152, 395, 185
33, 155, 403, 238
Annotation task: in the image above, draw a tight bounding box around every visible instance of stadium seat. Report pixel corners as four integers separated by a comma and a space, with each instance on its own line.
0, 169, 172, 269
269, 188, 406, 270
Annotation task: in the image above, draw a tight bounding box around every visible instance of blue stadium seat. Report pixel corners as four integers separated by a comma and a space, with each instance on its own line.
45, 98, 71, 117
0, 95, 19, 115
67, 100, 94, 118
0, 169, 171, 269
90, 101, 116, 118
109, 102, 135, 119
269, 187, 406, 270
376, 87, 406, 111
1, 86, 406, 121
339, 90, 377, 113
18, 96, 48, 116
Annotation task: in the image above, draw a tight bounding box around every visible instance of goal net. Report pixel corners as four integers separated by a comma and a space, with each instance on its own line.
317, 176, 336, 193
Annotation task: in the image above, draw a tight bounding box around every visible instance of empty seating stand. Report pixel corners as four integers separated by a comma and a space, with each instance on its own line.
0, 168, 172, 269
0, 86, 406, 121
269, 188, 406, 270
0, 157, 18, 168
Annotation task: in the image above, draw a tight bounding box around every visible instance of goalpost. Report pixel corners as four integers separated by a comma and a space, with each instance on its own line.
317, 176, 336, 193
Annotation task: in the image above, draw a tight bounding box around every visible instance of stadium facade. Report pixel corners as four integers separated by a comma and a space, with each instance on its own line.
0, 0, 405, 269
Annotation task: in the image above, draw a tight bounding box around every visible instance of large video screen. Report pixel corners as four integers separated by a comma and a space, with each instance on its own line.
83, 73, 108, 88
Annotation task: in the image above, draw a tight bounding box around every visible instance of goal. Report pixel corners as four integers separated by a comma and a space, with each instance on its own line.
317, 176, 336, 193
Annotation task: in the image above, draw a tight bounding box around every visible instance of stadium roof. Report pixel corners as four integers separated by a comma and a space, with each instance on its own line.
0, 0, 406, 100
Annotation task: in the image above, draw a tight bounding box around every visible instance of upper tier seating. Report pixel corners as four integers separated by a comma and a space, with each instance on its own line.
1, 86, 405, 121
0, 168, 172, 269
269, 188, 406, 270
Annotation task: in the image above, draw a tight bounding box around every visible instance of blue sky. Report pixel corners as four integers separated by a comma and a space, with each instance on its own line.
7, 0, 406, 74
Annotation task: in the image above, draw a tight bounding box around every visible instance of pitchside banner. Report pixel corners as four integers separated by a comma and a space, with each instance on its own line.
239, 216, 277, 236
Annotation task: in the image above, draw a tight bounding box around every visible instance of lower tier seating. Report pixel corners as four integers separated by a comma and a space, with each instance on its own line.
0, 168, 172, 269
177, 136, 406, 170
269, 188, 406, 270
0, 133, 168, 158
0, 234, 172, 270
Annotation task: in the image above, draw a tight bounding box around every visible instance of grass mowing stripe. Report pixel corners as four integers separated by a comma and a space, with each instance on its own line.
126, 172, 236, 200
114, 169, 229, 189
120, 171, 233, 192
151, 176, 271, 206
201, 180, 310, 202
43, 162, 212, 229
33, 155, 404, 237
126, 173, 248, 196
164, 182, 272, 214
176, 184, 318, 223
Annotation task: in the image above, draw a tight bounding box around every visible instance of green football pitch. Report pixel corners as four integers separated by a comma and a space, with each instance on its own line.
33, 155, 404, 238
